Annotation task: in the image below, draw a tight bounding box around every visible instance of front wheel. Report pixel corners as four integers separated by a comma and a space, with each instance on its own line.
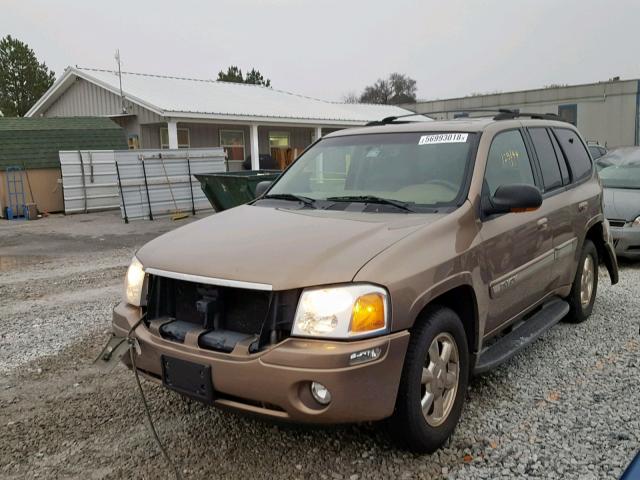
387, 306, 469, 453
565, 239, 598, 323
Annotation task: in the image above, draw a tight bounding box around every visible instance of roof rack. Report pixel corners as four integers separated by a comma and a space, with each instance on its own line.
489, 109, 562, 121
365, 113, 434, 126
366, 108, 563, 126
427, 108, 563, 121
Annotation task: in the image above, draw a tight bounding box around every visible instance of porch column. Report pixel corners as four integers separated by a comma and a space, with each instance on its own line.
314, 126, 323, 142
167, 120, 179, 149
250, 124, 260, 170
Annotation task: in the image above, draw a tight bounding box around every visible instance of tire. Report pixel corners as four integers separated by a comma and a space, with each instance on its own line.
565, 239, 598, 323
387, 306, 469, 453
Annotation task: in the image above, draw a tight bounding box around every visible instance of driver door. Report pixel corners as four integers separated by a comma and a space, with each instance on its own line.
479, 129, 554, 336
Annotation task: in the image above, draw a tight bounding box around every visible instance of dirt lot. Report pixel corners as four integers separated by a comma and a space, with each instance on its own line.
1, 211, 639, 480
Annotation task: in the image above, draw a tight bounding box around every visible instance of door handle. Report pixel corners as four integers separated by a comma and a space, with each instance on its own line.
537, 218, 548, 230
578, 201, 588, 212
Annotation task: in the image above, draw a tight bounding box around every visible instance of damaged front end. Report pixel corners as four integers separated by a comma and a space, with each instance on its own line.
144, 274, 301, 355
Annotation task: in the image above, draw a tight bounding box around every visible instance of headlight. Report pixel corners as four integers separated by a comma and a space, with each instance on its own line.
124, 257, 147, 306
633, 216, 640, 228
291, 284, 388, 339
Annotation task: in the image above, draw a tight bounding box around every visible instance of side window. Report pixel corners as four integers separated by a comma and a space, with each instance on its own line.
485, 130, 536, 196
529, 128, 563, 191
549, 131, 570, 184
553, 128, 592, 181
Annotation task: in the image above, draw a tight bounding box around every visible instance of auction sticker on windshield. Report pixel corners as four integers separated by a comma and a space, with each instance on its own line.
419, 133, 468, 145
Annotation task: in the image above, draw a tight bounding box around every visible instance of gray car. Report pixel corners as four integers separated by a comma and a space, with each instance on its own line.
598, 147, 640, 259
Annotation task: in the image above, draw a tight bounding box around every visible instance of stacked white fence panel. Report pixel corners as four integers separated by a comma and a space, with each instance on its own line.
59, 148, 226, 220
117, 149, 225, 220
59, 150, 119, 213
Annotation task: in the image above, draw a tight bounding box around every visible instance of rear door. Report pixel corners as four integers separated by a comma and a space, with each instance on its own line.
526, 127, 575, 289
479, 129, 554, 335
550, 127, 597, 286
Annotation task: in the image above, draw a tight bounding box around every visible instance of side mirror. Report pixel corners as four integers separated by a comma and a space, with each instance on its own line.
255, 180, 273, 198
484, 184, 542, 215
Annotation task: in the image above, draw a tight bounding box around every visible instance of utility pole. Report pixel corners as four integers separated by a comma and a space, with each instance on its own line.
115, 49, 126, 114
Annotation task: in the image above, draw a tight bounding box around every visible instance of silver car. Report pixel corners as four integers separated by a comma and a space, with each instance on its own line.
598, 147, 640, 259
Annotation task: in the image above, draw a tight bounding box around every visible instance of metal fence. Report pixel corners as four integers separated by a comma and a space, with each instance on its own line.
59, 148, 226, 220
59, 150, 119, 213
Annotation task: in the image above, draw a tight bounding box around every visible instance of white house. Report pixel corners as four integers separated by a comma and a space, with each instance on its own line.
27, 67, 414, 170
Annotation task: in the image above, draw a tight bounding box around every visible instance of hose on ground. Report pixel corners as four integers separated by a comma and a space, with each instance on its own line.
127, 316, 182, 480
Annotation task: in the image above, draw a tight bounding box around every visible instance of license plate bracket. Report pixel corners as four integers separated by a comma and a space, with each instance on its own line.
161, 355, 214, 403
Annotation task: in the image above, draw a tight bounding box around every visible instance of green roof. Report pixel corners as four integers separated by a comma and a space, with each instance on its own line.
0, 117, 128, 170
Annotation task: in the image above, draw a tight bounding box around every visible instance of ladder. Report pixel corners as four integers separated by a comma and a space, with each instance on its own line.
6, 166, 26, 219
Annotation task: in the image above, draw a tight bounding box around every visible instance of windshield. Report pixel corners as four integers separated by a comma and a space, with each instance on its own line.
597, 148, 640, 189
266, 132, 475, 209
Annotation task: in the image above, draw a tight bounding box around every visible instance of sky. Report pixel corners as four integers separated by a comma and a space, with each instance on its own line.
3, 0, 640, 103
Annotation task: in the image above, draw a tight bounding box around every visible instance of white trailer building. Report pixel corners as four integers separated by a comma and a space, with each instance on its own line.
404, 78, 640, 148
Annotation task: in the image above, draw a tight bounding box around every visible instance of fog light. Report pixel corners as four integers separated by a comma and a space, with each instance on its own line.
349, 347, 382, 365
310, 382, 332, 405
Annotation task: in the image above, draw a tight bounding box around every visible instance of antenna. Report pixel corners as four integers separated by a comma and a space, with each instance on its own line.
114, 49, 127, 114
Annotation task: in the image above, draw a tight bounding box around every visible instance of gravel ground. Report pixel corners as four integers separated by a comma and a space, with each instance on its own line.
1, 211, 638, 479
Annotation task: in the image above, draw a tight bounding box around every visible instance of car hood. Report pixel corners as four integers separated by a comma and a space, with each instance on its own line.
136, 205, 443, 290
603, 188, 640, 222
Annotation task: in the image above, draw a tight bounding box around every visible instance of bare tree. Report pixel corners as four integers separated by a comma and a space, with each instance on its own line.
388, 73, 417, 104
342, 91, 360, 103
360, 79, 392, 104
358, 73, 416, 104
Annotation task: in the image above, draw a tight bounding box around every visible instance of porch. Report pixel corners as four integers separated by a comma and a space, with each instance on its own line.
134, 121, 341, 171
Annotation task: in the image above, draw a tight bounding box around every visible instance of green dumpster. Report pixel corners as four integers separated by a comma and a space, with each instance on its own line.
195, 170, 281, 211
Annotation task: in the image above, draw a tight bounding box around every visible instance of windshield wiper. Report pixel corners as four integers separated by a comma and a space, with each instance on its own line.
326, 195, 417, 212
262, 193, 317, 208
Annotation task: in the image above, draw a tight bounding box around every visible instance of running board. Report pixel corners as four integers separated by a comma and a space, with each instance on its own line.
473, 298, 569, 375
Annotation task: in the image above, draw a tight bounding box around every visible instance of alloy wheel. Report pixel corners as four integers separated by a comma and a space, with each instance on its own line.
580, 254, 595, 308
421, 332, 460, 427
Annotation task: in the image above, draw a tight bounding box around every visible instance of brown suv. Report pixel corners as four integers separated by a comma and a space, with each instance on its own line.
113, 113, 618, 452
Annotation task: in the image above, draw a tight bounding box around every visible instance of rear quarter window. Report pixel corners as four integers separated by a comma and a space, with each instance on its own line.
553, 128, 592, 181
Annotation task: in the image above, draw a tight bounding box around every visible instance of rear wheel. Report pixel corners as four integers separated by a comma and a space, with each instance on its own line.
565, 239, 598, 323
387, 306, 469, 453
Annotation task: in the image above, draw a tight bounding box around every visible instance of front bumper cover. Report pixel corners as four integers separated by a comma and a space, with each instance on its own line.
113, 302, 410, 423
611, 226, 640, 259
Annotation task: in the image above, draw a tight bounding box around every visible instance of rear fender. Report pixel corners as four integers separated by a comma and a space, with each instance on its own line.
588, 219, 619, 285
602, 238, 619, 285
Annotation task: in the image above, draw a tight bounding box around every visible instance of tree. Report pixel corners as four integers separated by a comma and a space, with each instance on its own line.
217, 65, 244, 83
388, 72, 417, 104
245, 68, 271, 87
342, 91, 360, 104
0, 35, 55, 117
359, 73, 417, 104
217, 65, 271, 87
360, 79, 393, 104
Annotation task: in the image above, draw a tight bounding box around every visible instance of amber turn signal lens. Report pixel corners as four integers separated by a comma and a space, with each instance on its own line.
350, 293, 385, 333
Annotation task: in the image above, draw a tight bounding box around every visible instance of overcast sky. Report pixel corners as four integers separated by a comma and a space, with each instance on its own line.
3, 0, 639, 102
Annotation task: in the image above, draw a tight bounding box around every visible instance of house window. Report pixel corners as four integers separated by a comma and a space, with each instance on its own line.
160, 127, 190, 149
220, 130, 245, 161
269, 131, 290, 148
128, 134, 139, 150
558, 104, 577, 126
